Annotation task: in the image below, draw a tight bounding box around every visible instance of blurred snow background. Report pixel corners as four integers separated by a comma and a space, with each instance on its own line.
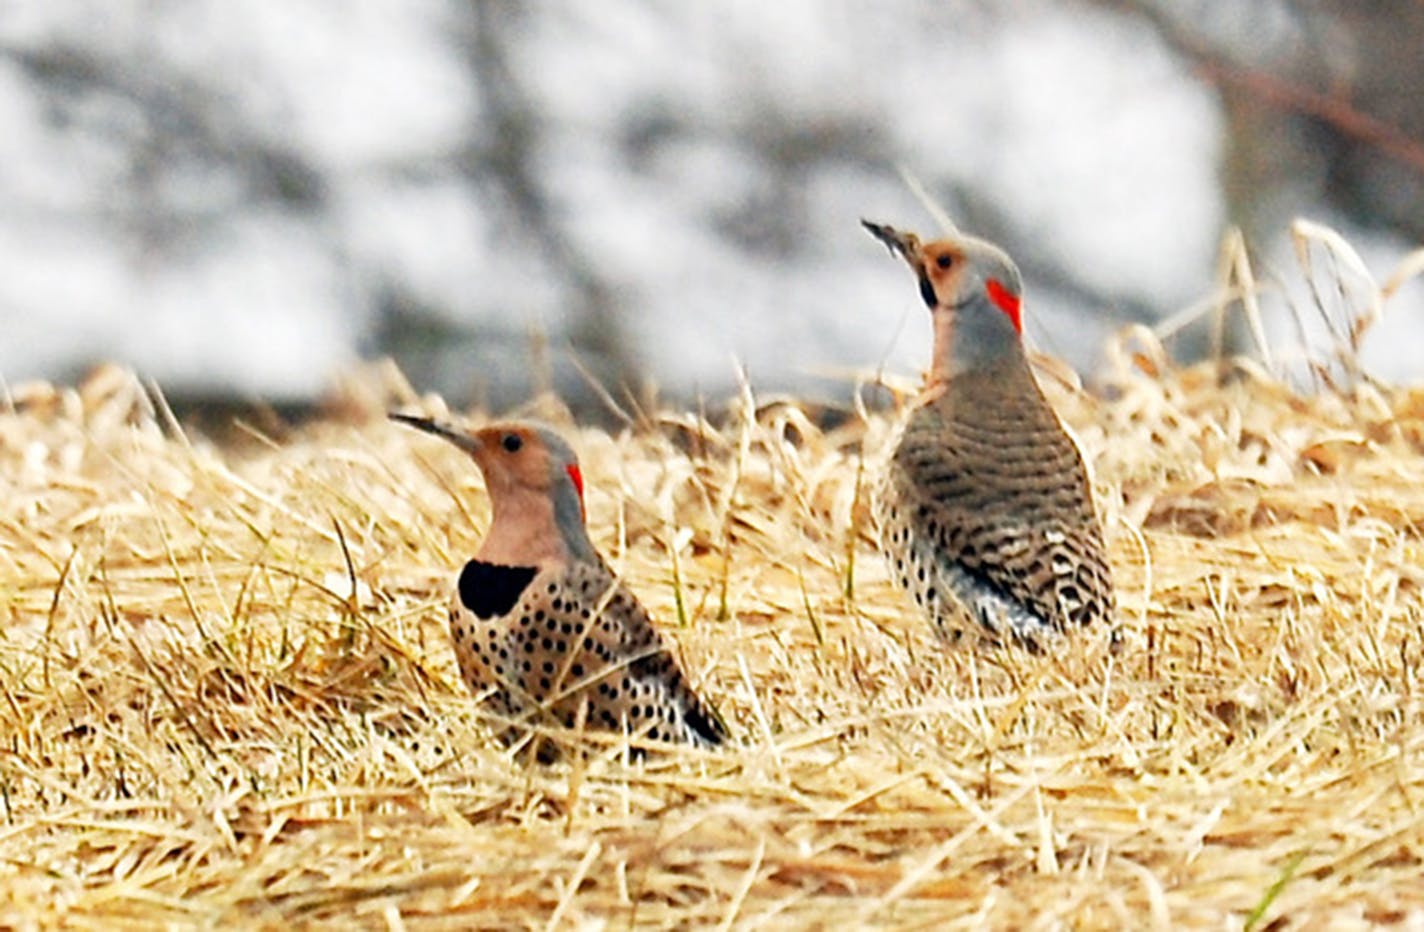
1, 0, 1421, 412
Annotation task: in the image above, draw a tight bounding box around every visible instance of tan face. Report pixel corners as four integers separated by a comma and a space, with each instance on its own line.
914, 239, 970, 308
468, 423, 583, 502
478, 422, 589, 523
388, 415, 585, 507
469, 424, 544, 490
390, 414, 593, 559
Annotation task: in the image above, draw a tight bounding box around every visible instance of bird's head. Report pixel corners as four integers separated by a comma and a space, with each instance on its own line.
863, 219, 1025, 378
390, 415, 591, 559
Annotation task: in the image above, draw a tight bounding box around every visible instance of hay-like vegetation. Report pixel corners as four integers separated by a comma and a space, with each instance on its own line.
2, 334, 1423, 928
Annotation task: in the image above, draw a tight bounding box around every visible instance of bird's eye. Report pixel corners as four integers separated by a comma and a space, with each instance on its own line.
935, 254, 953, 270
501, 433, 523, 453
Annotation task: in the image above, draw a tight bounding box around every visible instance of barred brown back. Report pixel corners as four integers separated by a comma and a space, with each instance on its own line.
875, 353, 1113, 646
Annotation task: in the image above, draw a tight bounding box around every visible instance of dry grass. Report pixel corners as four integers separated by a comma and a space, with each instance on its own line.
2, 347, 1424, 930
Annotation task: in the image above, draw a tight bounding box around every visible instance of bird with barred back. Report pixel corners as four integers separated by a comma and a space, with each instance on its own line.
862, 219, 1113, 649
390, 414, 726, 756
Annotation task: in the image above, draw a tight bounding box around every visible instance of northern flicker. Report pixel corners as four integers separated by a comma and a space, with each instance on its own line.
390, 414, 726, 755
862, 219, 1113, 649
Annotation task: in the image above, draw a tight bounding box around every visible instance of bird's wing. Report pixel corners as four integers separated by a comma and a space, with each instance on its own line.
890, 412, 1112, 631
520, 561, 727, 746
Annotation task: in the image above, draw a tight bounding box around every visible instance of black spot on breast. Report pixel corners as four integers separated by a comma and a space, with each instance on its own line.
458, 561, 537, 619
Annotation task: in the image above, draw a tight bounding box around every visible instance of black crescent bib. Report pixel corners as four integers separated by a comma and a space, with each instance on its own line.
458, 560, 538, 619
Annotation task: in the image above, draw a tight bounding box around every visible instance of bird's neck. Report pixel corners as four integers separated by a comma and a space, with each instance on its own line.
927, 294, 1024, 388
477, 485, 595, 567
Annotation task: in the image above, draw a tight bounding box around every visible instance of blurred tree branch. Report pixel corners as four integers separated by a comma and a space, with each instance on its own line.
1196, 57, 1424, 179
1100, 0, 1424, 182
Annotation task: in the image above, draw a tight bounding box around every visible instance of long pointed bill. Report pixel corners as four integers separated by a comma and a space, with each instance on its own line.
388, 413, 481, 454
864, 219, 938, 308
861, 220, 922, 266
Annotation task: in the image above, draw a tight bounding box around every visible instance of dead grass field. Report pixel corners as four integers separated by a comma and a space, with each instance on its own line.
2, 349, 1423, 929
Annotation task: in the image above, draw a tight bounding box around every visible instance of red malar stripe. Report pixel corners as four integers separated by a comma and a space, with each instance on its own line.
565, 463, 586, 520
985, 278, 1023, 333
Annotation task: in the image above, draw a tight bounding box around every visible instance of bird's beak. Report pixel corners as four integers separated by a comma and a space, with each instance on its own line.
864, 219, 940, 308
861, 219, 923, 268
388, 413, 481, 454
